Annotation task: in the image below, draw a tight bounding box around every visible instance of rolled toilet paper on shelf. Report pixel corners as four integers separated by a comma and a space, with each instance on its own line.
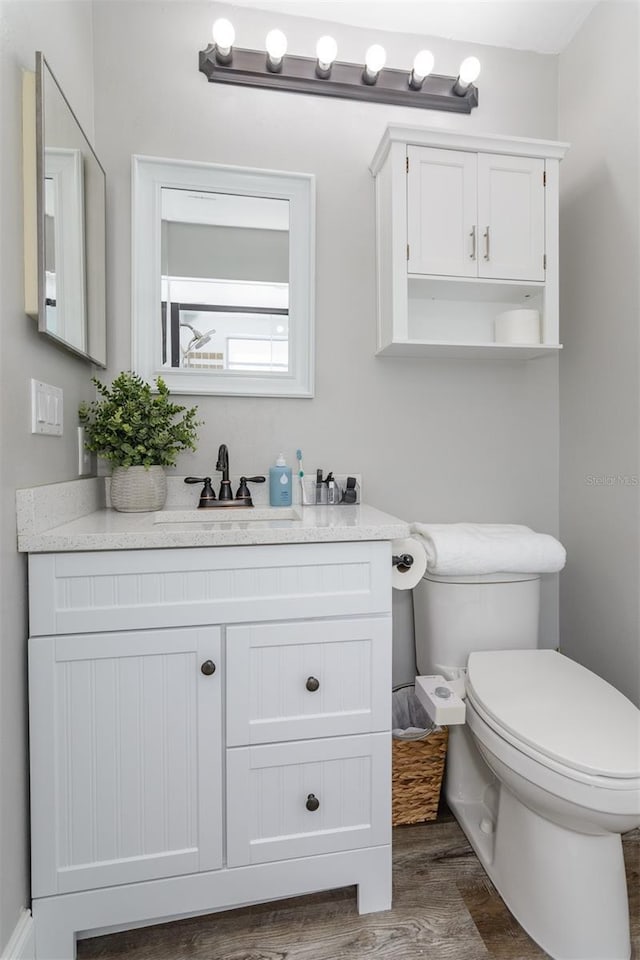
391, 537, 427, 591
495, 308, 541, 344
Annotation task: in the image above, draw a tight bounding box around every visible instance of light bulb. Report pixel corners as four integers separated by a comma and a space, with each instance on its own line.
459, 56, 481, 86
212, 18, 235, 54
409, 49, 434, 89
363, 44, 386, 85
266, 28, 287, 61
413, 50, 434, 82
316, 35, 337, 69
365, 44, 386, 74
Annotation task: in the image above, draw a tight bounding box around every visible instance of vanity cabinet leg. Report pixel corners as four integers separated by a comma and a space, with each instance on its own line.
33, 904, 76, 960
356, 845, 393, 914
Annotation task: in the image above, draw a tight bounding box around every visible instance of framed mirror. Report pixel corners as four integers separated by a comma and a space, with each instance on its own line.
132, 157, 315, 397
23, 53, 107, 366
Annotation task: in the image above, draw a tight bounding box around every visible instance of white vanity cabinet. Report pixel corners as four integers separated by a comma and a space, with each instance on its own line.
27, 541, 393, 959
372, 125, 568, 359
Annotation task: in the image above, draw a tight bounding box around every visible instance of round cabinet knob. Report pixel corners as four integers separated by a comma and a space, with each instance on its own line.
200, 660, 216, 676
305, 676, 320, 692
306, 793, 320, 812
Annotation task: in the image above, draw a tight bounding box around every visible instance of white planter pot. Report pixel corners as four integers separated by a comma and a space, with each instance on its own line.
110, 465, 167, 513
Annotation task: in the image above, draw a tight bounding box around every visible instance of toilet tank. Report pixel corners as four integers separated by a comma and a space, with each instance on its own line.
413, 572, 540, 677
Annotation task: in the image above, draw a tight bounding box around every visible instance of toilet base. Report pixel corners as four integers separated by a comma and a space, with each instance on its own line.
446, 727, 631, 960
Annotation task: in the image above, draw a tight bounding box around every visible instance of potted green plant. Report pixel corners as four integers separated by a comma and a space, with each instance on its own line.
79, 372, 200, 512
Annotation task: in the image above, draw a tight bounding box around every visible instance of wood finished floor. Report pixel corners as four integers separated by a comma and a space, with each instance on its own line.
78, 819, 640, 960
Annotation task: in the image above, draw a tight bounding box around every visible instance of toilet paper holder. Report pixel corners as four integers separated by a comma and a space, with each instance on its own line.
392, 553, 414, 572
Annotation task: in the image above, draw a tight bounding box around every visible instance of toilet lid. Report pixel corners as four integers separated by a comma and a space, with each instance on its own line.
467, 650, 640, 779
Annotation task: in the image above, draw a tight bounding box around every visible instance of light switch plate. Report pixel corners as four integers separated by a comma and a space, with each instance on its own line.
31, 379, 63, 436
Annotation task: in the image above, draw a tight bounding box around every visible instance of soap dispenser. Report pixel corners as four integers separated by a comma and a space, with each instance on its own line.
269, 454, 292, 507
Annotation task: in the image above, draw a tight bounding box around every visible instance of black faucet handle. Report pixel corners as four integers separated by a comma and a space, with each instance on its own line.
184, 477, 216, 507
235, 476, 266, 499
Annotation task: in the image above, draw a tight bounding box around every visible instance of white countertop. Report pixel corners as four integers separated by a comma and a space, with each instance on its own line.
16, 479, 409, 552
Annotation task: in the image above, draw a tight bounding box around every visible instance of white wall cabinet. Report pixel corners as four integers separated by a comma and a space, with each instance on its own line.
407, 148, 545, 282
27, 542, 393, 959
407, 147, 478, 279
372, 126, 568, 359
476, 153, 545, 282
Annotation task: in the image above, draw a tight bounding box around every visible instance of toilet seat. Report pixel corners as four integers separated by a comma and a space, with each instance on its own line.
466, 650, 640, 781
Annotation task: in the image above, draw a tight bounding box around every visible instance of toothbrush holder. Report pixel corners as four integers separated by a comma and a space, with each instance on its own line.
299, 476, 360, 506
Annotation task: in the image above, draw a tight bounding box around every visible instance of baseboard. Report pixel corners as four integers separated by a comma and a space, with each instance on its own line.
1, 910, 35, 960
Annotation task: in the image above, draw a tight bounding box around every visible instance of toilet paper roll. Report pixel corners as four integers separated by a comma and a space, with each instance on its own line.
391, 537, 428, 591
495, 308, 541, 345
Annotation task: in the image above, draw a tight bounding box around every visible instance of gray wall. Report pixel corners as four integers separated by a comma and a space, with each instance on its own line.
558, 1, 640, 705
165, 222, 289, 282
93, 1, 561, 685
0, 2, 97, 950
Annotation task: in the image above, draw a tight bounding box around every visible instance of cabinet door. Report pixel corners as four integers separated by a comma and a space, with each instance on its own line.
407, 146, 477, 278
30, 627, 222, 897
477, 153, 545, 281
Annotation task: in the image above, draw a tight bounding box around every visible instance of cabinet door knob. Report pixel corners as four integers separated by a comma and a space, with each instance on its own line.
306, 793, 320, 812
201, 660, 216, 676
305, 676, 320, 692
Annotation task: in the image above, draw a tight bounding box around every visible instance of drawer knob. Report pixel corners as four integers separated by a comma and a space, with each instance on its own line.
200, 660, 216, 676
305, 676, 320, 692
306, 793, 320, 812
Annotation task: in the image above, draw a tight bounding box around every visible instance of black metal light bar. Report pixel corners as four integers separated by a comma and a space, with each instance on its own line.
199, 46, 479, 114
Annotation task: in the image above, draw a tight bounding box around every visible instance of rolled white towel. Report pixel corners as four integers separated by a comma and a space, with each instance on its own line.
411, 522, 566, 577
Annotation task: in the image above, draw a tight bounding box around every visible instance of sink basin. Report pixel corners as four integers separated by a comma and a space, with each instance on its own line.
153, 506, 302, 524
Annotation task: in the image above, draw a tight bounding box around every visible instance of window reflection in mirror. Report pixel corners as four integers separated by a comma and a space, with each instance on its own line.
160, 188, 290, 374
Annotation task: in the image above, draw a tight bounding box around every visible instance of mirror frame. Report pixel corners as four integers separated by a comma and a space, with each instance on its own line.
24, 52, 107, 367
132, 155, 315, 398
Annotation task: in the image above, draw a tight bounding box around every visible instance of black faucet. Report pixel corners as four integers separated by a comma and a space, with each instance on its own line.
184, 443, 266, 507
216, 444, 233, 500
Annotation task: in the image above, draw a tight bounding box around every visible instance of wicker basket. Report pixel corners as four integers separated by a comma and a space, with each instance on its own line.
392, 727, 448, 825
392, 684, 449, 826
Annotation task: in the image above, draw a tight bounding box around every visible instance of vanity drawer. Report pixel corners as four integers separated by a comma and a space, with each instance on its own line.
226, 733, 391, 867
28, 542, 392, 636
226, 617, 391, 745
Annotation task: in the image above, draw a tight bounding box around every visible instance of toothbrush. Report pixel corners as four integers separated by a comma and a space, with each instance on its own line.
296, 449, 305, 503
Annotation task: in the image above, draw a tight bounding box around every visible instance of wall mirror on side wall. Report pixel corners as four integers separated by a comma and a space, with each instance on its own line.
23, 52, 107, 367
132, 157, 315, 397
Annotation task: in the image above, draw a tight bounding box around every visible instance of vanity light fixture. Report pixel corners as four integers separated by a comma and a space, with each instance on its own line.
199, 23, 479, 113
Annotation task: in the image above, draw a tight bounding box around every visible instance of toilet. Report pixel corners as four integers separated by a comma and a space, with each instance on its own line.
413, 570, 640, 960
